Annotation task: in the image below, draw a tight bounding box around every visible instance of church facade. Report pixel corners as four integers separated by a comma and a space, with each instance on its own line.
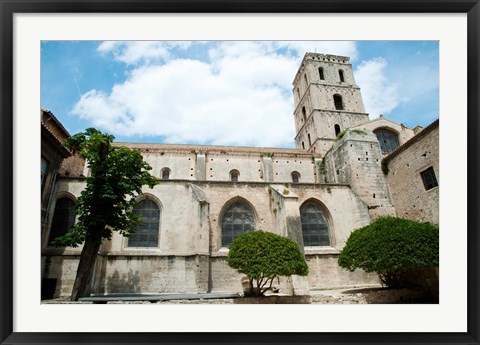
41, 53, 438, 299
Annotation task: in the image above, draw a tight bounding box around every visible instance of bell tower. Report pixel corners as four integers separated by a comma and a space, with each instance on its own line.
292, 53, 370, 156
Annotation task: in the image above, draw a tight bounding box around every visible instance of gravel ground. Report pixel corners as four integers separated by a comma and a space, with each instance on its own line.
42, 285, 436, 304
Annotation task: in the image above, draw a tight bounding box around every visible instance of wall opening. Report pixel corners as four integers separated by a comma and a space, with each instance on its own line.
291, 171, 300, 183
334, 124, 341, 137
318, 67, 325, 80
333, 94, 344, 110
230, 169, 239, 182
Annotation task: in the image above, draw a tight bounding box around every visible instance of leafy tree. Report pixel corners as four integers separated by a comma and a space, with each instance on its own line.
338, 216, 439, 288
227, 230, 308, 297
51, 128, 158, 300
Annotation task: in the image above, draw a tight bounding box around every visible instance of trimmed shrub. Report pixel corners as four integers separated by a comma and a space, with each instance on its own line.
338, 216, 439, 289
227, 230, 308, 297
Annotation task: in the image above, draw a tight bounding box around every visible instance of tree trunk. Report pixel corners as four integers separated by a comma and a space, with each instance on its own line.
70, 237, 101, 301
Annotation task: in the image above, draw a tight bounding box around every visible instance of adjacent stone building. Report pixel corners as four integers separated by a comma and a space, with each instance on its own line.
383, 120, 439, 224
41, 53, 439, 299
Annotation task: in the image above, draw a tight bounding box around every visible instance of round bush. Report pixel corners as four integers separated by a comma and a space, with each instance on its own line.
227, 230, 308, 296
338, 216, 439, 288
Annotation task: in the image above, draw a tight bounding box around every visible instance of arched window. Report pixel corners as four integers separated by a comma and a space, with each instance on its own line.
334, 124, 341, 137
333, 94, 344, 110
373, 128, 400, 153
230, 169, 239, 182
128, 199, 160, 248
339, 69, 345, 82
318, 67, 325, 80
302, 142, 305, 150
301, 106, 307, 122
308, 133, 312, 147
300, 202, 330, 246
291, 171, 300, 183
221, 201, 255, 247
161, 168, 170, 180
48, 197, 76, 243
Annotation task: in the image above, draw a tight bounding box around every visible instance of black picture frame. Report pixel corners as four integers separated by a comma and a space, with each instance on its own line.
1, 1, 479, 344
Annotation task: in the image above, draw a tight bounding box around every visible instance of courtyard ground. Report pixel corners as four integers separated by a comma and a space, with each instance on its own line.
42, 285, 437, 304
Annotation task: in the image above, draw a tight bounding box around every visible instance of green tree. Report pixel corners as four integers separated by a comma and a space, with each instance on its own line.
51, 128, 158, 300
338, 216, 439, 288
227, 230, 308, 297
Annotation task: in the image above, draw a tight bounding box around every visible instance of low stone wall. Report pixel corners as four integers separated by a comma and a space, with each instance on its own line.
42, 252, 382, 299
305, 253, 380, 289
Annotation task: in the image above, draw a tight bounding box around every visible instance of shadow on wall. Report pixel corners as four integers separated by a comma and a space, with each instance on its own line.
106, 269, 142, 294
41, 254, 69, 300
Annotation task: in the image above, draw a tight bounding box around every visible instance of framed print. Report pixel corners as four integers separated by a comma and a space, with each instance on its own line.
1, 1, 479, 344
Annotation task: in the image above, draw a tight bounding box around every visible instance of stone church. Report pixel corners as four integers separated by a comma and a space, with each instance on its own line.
41, 53, 439, 299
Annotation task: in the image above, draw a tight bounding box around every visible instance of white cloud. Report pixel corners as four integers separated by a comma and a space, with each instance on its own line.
354, 57, 400, 119
73, 41, 360, 147
97, 41, 193, 65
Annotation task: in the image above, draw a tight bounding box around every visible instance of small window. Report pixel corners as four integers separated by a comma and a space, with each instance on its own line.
302, 142, 305, 150
339, 70, 345, 82
161, 168, 170, 180
291, 171, 300, 183
334, 124, 341, 137
318, 67, 325, 80
308, 133, 312, 147
48, 197, 76, 244
128, 199, 160, 248
333, 94, 343, 110
230, 169, 239, 182
301, 106, 307, 122
420, 167, 438, 190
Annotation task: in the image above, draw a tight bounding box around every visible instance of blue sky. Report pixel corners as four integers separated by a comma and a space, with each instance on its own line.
41, 41, 439, 148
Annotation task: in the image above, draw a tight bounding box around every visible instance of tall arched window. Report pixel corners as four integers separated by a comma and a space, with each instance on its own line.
128, 199, 160, 248
161, 168, 170, 180
308, 133, 312, 147
339, 70, 345, 82
230, 169, 239, 182
301, 106, 307, 122
300, 201, 330, 246
334, 124, 341, 137
221, 201, 255, 247
302, 142, 305, 150
318, 67, 325, 80
333, 94, 344, 110
48, 197, 76, 243
291, 171, 300, 183
373, 128, 400, 153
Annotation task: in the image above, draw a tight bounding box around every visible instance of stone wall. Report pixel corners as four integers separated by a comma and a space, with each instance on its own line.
322, 130, 395, 220
384, 120, 439, 224
305, 253, 379, 289
111, 143, 319, 184
43, 177, 375, 298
